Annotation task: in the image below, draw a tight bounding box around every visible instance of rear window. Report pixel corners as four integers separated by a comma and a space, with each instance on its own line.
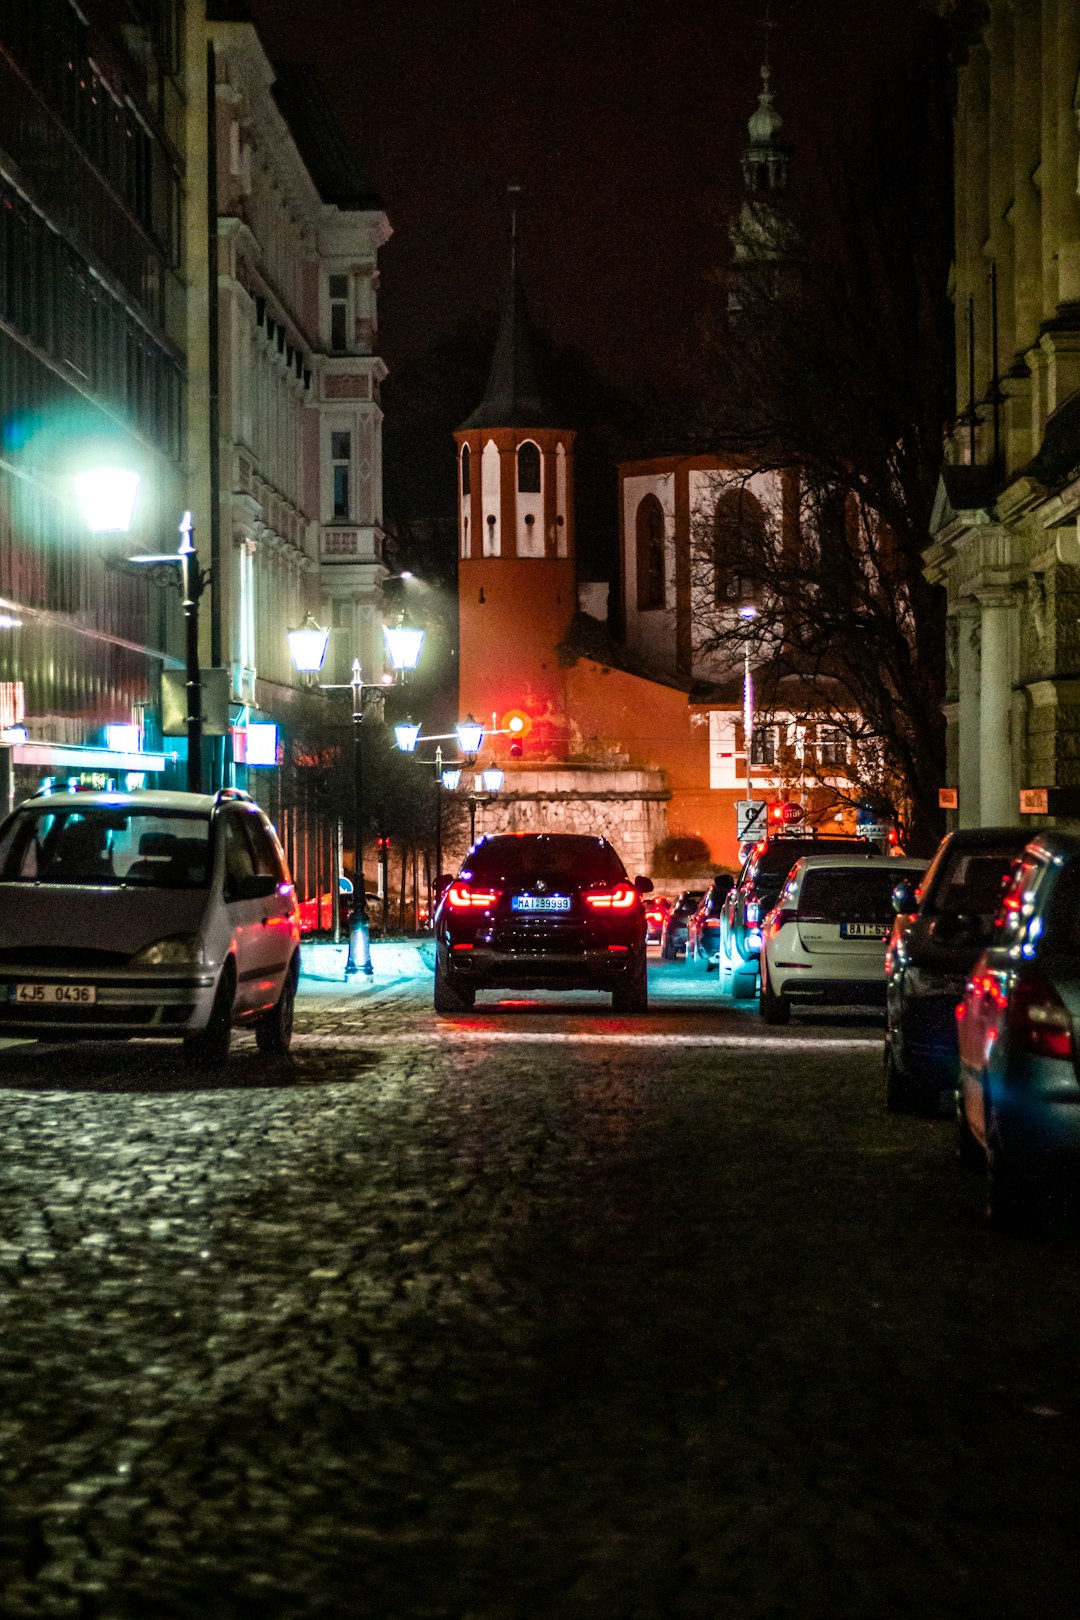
923, 846, 1021, 920
756, 838, 870, 887
462, 835, 626, 887
798, 867, 901, 923
0, 807, 211, 888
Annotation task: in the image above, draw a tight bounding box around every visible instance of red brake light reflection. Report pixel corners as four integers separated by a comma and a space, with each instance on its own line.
445, 882, 501, 909
584, 884, 638, 910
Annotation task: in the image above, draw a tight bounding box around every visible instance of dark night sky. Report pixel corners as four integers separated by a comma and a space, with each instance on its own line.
244, 0, 937, 397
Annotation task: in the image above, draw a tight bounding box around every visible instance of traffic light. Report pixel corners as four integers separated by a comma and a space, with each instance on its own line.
502, 709, 529, 759
768, 802, 785, 827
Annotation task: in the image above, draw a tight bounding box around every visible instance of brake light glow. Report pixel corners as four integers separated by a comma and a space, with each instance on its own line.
584, 883, 638, 910
445, 882, 501, 909
1009, 973, 1074, 1060
769, 908, 798, 931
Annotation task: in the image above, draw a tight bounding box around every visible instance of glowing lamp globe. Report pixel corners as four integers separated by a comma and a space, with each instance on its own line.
441, 767, 462, 791
738, 603, 759, 621
456, 715, 484, 758
481, 764, 505, 794
287, 614, 330, 675
383, 616, 425, 673
394, 718, 421, 753
75, 468, 140, 534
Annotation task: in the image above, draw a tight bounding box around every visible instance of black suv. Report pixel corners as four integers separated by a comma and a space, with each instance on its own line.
884, 826, 1029, 1114
718, 833, 875, 997
433, 833, 652, 1013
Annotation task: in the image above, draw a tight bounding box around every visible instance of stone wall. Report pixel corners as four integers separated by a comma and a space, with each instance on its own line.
446, 765, 670, 876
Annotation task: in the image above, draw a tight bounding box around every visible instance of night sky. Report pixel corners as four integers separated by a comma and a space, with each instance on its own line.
244, 0, 938, 398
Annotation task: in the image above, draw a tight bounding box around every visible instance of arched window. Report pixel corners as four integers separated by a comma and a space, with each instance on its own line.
460, 444, 470, 497
635, 495, 666, 611
517, 441, 541, 493
712, 488, 767, 606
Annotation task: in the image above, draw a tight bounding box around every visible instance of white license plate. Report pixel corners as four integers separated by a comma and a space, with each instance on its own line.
839, 923, 888, 940
512, 895, 571, 912
14, 983, 97, 1005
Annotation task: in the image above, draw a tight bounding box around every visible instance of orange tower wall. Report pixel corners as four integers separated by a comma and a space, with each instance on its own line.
458, 556, 577, 753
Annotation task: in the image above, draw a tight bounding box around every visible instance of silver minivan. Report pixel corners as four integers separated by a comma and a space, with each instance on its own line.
0, 787, 300, 1064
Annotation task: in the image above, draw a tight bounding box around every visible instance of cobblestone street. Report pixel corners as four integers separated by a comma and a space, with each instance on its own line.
3, 959, 1080, 1619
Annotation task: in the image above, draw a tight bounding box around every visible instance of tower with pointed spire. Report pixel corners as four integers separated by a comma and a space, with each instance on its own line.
728, 23, 797, 318
454, 221, 577, 757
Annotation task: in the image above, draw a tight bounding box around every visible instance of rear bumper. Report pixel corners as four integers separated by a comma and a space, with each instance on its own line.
443, 943, 641, 989
774, 974, 887, 1007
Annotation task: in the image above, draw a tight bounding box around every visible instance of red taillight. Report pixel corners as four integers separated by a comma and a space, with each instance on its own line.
445, 882, 501, 909
1009, 973, 1074, 1060
769, 908, 798, 931
584, 883, 638, 911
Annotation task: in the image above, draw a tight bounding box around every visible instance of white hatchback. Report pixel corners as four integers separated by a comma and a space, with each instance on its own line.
0, 787, 300, 1064
759, 853, 927, 1025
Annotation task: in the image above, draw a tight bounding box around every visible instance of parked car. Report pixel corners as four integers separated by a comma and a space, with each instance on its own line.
759, 853, 927, 1024
0, 788, 300, 1063
645, 894, 671, 945
659, 890, 705, 960
686, 875, 735, 966
883, 827, 1030, 1114
718, 833, 876, 998
432, 832, 652, 1013
955, 832, 1080, 1231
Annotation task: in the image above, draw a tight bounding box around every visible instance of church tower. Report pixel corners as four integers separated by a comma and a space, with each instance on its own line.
454, 259, 577, 759
728, 48, 797, 318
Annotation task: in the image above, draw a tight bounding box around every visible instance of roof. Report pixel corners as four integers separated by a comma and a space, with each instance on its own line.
270, 64, 383, 210
14, 790, 250, 814
458, 274, 564, 431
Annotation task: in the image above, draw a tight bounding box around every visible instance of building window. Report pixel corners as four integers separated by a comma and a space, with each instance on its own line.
816, 726, 847, 766
461, 443, 471, 496
750, 725, 780, 767
329, 274, 349, 351
517, 441, 541, 493
331, 430, 351, 519
635, 494, 665, 611
713, 487, 767, 605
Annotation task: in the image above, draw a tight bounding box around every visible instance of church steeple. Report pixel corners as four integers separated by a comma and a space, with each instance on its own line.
728, 15, 798, 316
459, 194, 561, 431
741, 61, 790, 198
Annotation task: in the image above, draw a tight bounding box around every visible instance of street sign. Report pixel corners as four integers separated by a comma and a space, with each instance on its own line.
736, 799, 768, 840
779, 801, 804, 824
938, 787, 958, 810
859, 822, 890, 847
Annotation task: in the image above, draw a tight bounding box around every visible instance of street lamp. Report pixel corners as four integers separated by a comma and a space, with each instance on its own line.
287, 614, 426, 961
738, 603, 758, 810
75, 470, 207, 793
456, 715, 484, 758
393, 717, 421, 753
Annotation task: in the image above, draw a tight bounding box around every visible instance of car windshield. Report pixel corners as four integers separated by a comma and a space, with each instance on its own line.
461, 835, 626, 888
798, 867, 901, 924
0, 807, 211, 888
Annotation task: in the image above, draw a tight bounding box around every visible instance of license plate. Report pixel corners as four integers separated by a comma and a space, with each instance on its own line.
13, 983, 97, 1005
839, 923, 888, 940
512, 895, 571, 912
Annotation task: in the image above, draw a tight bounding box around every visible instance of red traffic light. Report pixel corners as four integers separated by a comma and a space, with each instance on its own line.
509, 740, 523, 759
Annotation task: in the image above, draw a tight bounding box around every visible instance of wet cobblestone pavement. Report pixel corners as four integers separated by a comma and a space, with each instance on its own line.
2, 964, 1080, 1618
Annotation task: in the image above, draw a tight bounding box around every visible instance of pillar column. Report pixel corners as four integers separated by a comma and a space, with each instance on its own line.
956, 604, 981, 827
978, 589, 1017, 825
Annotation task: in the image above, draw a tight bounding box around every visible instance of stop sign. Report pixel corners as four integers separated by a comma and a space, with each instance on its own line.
780, 801, 804, 824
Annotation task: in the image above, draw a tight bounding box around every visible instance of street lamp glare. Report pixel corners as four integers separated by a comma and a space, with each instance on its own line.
287, 613, 330, 675
441, 767, 462, 791
394, 717, 421, 753
383, 615, 425, 673
737, 602, 758, 621
481, 763, 505, 794
74, 467, 140, 535
456, 715, 484, 758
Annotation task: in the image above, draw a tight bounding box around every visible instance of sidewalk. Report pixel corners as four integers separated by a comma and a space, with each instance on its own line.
299, 937, 435, 986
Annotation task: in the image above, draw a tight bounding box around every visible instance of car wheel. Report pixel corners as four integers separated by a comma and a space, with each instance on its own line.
434, 957, 476, 1013
955, 1096, 985, 1173
884, 1045, 916, 1114
660, 932, 676, 960
732, 963, 759, 1001
256, 957, 298, 1054
759, 964, 789, 1024
184, 962, 235, 1069
612, 953, 649, 1013
986, 1112, 1040, 1233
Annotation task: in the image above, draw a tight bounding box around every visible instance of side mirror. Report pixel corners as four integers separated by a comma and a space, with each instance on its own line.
229, 872, 277, 902
634, 874, 654, 894
891, 881, 916, 915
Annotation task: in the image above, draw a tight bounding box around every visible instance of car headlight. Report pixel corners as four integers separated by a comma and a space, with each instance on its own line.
129, 934, 202, 968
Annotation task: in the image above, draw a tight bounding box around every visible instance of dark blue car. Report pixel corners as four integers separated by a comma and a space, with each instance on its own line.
883, 827, 1030, 1114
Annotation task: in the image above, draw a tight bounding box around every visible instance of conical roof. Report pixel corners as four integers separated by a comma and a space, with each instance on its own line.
459, 275, 564, 431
